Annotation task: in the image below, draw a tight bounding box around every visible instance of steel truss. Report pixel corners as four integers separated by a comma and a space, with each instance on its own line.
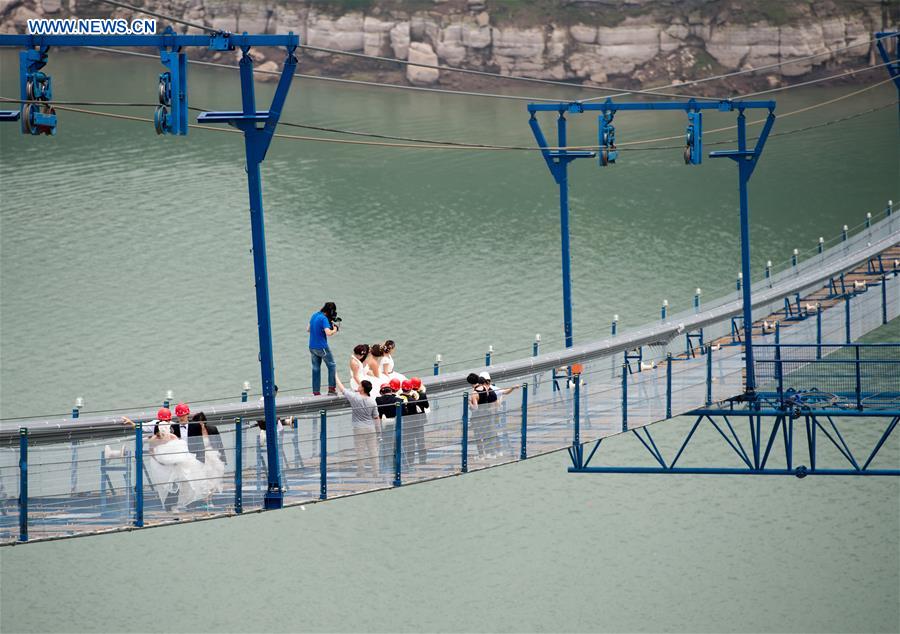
568, 338, 900, 477
569, 409, 899, 477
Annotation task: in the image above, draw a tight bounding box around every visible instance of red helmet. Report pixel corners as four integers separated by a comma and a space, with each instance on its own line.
174, 403, 190, 417
401, 380, 413, 391
157, 407, 172, 421
410, 377, 422, 390
389, 378, 401, 391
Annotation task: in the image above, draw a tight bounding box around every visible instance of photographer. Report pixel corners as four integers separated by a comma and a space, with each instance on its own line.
307, 301, 340, 396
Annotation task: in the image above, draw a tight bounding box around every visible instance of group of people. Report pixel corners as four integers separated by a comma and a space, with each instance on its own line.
122, 403, 225, 511
467, 371, 520, 460
336, 370, 430, 478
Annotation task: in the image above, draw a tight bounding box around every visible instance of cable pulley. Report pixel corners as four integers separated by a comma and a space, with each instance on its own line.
20, 56, 57, 136
598, 112, 618, 167
684, 111, 702, 165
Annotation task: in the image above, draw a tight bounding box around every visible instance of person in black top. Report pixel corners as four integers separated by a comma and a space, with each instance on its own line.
467, 372, 496, 459
399, 380, 428, 465
190, 412, 226, 464
376, 383, 401, 473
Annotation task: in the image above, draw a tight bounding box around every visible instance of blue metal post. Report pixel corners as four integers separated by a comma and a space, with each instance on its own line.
774, 324, 783, 402
433, 354, 440, 376
533, 335, 540, 357
665, 353, 672, 418
818, 237, 824, 255
693, 289, 701, 314
572, 374, 581, 467
234, 418, 243, 513
845, 294, 852, 344
612, 315, 618, 336
736, 273, 742, 295
791, 249, 798, 271
319, 410, 327, 500
842, 224, 848, 243
621, 363, 628, 432
705, 344, 713, 405
232, 48, 298, 511
18, 428, 27, 542
736, 139, 756, 392
865, 212, 872, 229
461, 394, 469, 473
854, 346, 862, 410
882, 274, 888, 325
520, 383, 528, 459
70, 402, 80, 495
393, 402, 403, 487
485, 346, 492, 367
240, 386, 249, 460
134, 423, 143, 528
816, 304, 822, 360
558, 112, 574, 348
661, 300, 668, 321
765, 260, 772, 287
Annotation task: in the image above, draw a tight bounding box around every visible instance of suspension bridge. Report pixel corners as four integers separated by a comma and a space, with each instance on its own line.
0, 24, 898, 544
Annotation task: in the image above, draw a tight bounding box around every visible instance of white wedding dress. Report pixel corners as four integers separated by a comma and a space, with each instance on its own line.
146, 437, 223, 508
351, 358, 389, 394
381, 354, 408, 384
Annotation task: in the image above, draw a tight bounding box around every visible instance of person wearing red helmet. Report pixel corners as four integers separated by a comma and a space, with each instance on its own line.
375, 380, 402, 473
170, 402, 210, 463
399, 380, 428, 465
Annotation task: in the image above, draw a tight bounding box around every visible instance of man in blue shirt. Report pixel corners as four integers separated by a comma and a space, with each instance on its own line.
307, 301, 339, 395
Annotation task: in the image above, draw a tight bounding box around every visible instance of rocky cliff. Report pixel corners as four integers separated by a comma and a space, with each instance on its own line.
1, 0, 897, 91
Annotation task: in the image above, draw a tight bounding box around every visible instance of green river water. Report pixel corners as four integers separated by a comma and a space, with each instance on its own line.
0, 49, 898, 632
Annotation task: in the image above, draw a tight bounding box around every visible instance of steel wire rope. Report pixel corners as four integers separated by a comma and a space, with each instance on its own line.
1, 93, 895, 154
614, 75, 896, 147
86, 2, 895, 105
4, 76, 890, 153
85, 46, 564, 102
91, 0, 718, 101
580, 33, 894, 102
76, 43, 897, 142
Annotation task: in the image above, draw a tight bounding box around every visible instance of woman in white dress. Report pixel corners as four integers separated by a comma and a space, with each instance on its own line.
349, 343, 371, 390
380, 340, 408, 384
144, 426, 221, 509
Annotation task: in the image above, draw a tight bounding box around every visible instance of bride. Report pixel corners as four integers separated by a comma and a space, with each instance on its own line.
380, 340, 407, 384
141, 422, 224, 509
349, 343, 388, 394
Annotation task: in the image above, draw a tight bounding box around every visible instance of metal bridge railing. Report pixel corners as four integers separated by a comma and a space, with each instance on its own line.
1, 220, 898, 542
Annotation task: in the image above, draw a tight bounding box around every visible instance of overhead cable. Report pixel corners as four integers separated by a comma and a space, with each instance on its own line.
92, 0, 890, 104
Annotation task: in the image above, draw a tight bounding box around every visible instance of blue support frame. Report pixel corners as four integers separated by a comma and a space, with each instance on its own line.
569, 342, 900, 477
875, 31, 900, 118
528, 98, 775, 375
0, 31, 301, 511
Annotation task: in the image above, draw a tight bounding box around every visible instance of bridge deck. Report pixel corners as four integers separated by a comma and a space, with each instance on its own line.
2, 232, 898, 544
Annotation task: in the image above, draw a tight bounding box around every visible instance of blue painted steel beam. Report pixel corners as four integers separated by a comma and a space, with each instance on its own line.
569, 467, 900, 476
0, 33, 300, 49
527, 100, 776, 113
874, 31, 900, 115
691, 408, 900, 417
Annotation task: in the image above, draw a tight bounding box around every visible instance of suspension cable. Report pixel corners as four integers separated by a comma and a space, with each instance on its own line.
583, 34, 891, 102
1, 76, 893, 152
91, 0, 892, 105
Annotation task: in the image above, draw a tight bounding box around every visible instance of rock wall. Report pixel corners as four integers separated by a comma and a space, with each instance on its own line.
0, 0, 893, 89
